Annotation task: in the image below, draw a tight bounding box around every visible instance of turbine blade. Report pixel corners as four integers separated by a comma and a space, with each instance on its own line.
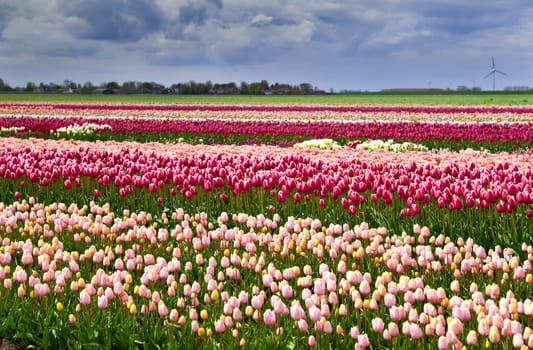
495, 70, 507, 76
492, 56, 495, 68
484, 72, 494, 79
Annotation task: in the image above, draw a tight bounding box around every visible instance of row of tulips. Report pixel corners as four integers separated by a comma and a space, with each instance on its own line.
1, 115, 533, 150
0, 137, 532, 251
3, 102, 533, 114
0, 198, 532, 349
3, 103, 533, 123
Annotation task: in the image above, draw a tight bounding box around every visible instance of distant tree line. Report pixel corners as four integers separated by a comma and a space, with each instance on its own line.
4, 77, 530, 94
0, 78, 15, 92
0, 78, 328, 95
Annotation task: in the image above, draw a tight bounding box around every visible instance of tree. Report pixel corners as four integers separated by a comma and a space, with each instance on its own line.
246, 82, 263, 95
188, 81, 197, 94
240, 81, 249, 94
106, 81, 120, 90
0, 78, 13, 91
83, 81, 95, 89
179, 82, 192, 94
299, 83, 312, 94
80, 81, 96, 94
25, 82, 36, 92
194, 82, 208, 94
141, 82, 152, 93
122, 81, 139, 93
64, 80, 76, 89
260, 80, 269, 91
205, 80, 213, 93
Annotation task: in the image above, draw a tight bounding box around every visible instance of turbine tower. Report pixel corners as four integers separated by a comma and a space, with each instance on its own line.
484, 56, 506, 91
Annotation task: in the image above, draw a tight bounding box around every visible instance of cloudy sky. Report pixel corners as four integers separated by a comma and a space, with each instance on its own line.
1, 0, 532, 91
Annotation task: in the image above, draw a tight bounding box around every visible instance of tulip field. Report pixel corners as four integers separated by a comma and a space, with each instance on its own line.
0, 101, 533, 349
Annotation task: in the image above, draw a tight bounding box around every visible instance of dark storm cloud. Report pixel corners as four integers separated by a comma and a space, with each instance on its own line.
161, 0, 225, 40
179, 3, 209, 25
64, 0, 165, 42
0, 0, 17, 37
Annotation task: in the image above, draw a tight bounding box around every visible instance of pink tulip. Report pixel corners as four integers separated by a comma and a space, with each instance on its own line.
438, 336, 448, 350
232, 308, 242, 321
409, 323, 424, 339
450, 280, 460, 293
13, 267, 27, 283
214, 319, 226, 333
80, 289, 91, 305
308, 305, 321, 322
478, 319, 489, 336
97, 295, 108, 309
169, 309, 179, 322
350, 326, 360, 339
384, 293, 396, 307
263, 309, 276, 326
357, 334, 370, 347
191, 320, 199, 333
262, 273, 273, 288
251, 294, 264, 309
297, 319, 308, 331
308, 335, 316, 347
238, 291, 249, 304
323, 321, 333, 334
224, 315, 233, 328
290, 301, 306, 320
139, 284, 150, 298
34, 283, 49, 296
281, 283, 293, 299
359, 280, 370, 295
158, 301, 168, 317
21, 253, 33, 265
389, 306, 404, 321
452, 306, 471, 321
313, 279, 326, 295
388, 322, 399, 337
488, 325, 500, 343
372, 317, 385, 332
189, 308, 198, 320
448, 318, 463, 335
338, 304, 348, 316
512, 333, 524, 348
404, 290, 415, 304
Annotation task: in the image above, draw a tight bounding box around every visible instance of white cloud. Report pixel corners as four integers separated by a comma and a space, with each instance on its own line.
250, 14, 273, 27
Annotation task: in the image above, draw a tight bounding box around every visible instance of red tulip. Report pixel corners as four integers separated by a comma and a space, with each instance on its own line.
64, 179, 72, 190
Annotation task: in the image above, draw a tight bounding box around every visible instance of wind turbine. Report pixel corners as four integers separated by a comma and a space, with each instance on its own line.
484, 56, 506, 91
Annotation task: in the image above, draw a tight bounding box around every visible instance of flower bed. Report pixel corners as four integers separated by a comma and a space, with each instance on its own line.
0, 102, 532, 349
1, 114, 533, 152
2, 102, 533, 152
0, 199, 532, 349
0, 137, 532, 250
